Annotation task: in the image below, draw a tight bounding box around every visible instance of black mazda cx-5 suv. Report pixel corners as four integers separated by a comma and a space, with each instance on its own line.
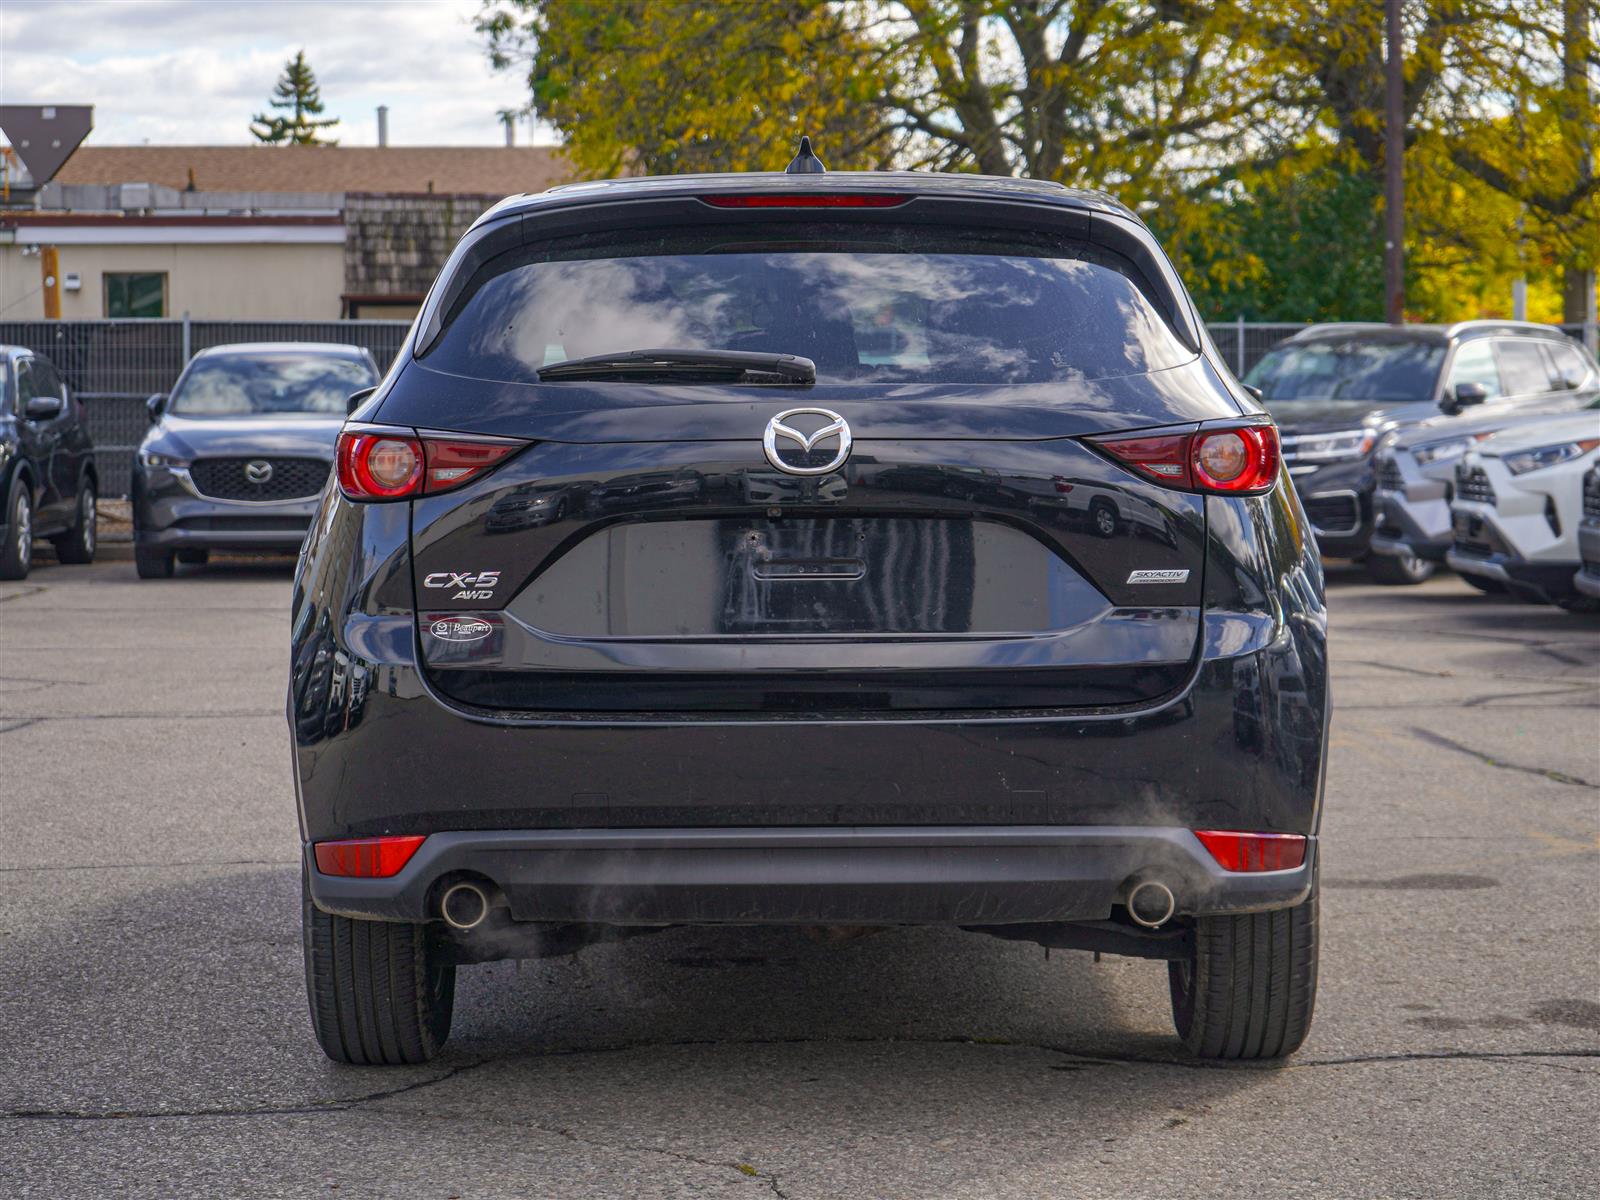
291, 151, 1328, 1065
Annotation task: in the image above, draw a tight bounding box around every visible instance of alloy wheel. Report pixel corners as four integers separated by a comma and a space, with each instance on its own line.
82, 491, 96, 556
16, 495, 30, 572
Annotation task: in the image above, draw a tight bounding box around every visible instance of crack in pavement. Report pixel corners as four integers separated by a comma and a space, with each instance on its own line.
0, 585, 47, 604
1336, 624, 1592, 649
1410, 727, 1597, 788
0, 711, 279, 726
453, 1115, 790, 1198
1, 1057, 497, 1123
0, 858, 295, 874
1341, 700, 1597, 712
1345, 659, 1457, 679
1460, 685, 1598, 707
0, 674, 88, 691
7, 1039, 1596, 1126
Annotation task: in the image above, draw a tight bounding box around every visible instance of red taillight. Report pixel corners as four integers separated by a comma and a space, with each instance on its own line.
700, 194, 910, 208
1090, 423, 1279, 495
338, 432, 423, 499
337, 429, 525, 500
1092, 431, 1195, 488
1192, 425, 1279, 493
420, 438, 522, 493
313, 834, 426, 878
1194, 830, 1307, 872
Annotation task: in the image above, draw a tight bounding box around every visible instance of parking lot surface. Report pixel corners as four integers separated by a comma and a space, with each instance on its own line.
2, 558, 1596, 1199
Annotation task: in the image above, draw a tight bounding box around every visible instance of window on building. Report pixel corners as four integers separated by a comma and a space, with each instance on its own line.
104, 272, 167, 318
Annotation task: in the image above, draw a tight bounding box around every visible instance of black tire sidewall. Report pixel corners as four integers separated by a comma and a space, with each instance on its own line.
53, 483, 96, 564
1367, 552, 1434, 585
0, 484, 30, 580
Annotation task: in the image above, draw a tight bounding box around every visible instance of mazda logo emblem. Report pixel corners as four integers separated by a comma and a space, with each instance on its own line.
763, 408, 852, 476
244, 460, 274, 485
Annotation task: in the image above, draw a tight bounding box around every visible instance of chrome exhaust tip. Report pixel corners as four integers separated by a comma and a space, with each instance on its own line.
440, 881, 490, 931
1127, 880, 1177, 929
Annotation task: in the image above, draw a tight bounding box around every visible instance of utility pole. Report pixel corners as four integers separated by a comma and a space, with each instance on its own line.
1562, 0, 1596, 350
1384, 0, 1405, 325
40, 245, 61, 319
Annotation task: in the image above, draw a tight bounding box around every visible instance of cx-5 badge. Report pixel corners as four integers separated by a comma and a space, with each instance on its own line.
763, 408, 852, 476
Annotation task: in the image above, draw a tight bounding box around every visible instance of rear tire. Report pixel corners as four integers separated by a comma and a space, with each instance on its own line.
134, 547, 175, 579
1366, 550, 1434, 585
302, 875, 455, 1065
51, 482, 96, 565
1168, 887, 1318, 1060
0, 485, 31, 581
1556, 595, 1600, 614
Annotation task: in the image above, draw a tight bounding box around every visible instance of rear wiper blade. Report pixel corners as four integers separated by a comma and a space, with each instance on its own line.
536, 348, 816, 385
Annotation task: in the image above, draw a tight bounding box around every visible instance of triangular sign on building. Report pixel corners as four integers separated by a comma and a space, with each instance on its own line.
0, 105, 93, 185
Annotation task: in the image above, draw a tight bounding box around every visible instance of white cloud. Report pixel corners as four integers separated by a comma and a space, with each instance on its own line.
0, 0, 554, 146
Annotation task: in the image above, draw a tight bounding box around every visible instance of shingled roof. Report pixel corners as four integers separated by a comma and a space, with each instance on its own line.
53, 144, 571, 196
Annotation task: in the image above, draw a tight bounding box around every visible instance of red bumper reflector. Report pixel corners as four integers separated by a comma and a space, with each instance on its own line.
313, 835, 426, 878
1194, 830, 1307, 872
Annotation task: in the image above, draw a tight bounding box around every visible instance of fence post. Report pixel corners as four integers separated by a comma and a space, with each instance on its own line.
1235, 315, 1245, 377
181, 311, 192, 363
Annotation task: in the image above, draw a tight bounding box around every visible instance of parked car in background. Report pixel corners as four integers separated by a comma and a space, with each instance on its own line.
132, 344, 379, 579
1246, 321, 1596, 583
1372, 395, 1600, 588
1447, 411, 1600, 611
1575, 465, 1600, 602
0, 345, 98, 580
292, 162, 1327, 1066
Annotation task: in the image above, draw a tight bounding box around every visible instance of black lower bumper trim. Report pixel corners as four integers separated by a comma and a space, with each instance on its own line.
306, 826, 1316, 926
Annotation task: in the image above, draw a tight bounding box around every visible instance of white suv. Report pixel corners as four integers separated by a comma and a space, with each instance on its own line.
1447, 412, 1600, 611
1577, 465, 1600, 601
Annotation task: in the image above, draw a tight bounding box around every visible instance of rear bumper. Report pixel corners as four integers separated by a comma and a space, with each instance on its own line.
306, 825, 1317, 925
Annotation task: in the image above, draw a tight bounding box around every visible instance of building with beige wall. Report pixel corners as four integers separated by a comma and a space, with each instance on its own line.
0, 215, 346, 319
0, 144, 570, 321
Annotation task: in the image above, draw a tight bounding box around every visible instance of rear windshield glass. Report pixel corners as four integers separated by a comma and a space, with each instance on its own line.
170, 353, 375, 416
421, 223, 1195, 385
1245, 339, 1445, 403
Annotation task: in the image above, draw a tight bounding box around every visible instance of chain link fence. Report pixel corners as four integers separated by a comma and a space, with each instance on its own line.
1, 317, 1594, 497
0, 319, 409, 496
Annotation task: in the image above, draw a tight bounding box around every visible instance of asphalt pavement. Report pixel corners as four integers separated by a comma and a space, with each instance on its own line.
2, 557, 1596, 1199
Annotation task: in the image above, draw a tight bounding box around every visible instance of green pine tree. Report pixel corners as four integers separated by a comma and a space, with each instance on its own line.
250, 51, 340, 145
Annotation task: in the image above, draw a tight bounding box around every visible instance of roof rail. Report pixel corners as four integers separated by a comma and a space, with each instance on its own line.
1285, 322, 1394, 340
1442, 318, 1563, 338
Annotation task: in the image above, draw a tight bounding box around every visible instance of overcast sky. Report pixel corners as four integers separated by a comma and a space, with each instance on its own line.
0, 0, 554, 147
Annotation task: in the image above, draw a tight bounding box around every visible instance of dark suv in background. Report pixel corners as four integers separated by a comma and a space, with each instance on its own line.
292, 158, 1328, 1065
0, 345, 98, 580
1246, 322, 1596, 583
133, 343, 378, 578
